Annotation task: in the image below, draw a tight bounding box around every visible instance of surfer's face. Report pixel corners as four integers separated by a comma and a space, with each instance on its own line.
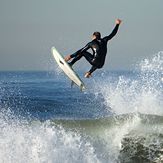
92, 35, 96, 40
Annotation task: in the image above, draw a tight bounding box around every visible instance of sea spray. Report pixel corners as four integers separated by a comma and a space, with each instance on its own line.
93, 51, 163, 115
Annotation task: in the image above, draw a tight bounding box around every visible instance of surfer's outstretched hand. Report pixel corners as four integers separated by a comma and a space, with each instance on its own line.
84, 72, 92, 78
116, 19, 122, 25
64, 55, 71, 62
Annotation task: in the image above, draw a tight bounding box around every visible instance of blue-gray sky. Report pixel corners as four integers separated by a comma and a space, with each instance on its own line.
0, 0, 163, 71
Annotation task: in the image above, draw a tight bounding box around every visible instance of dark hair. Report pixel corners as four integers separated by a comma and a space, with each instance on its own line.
93, 32, 101, 40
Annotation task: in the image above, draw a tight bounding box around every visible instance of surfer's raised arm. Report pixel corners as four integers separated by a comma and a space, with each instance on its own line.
103, 19, 122, 42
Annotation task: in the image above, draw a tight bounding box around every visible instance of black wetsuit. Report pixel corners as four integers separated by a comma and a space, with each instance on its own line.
70, 24, 120, 74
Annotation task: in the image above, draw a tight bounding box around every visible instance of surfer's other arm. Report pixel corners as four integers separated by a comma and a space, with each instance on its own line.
85, 66, 97, 78
64, 43, 91, 62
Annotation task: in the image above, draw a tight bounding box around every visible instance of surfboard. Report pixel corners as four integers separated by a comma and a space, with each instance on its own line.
51, 47, 85, 91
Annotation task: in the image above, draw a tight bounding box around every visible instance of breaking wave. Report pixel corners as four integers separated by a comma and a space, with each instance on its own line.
0, 51, 163, 163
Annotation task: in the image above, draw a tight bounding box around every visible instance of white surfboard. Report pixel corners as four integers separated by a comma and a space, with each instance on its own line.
51, 47, 85, 91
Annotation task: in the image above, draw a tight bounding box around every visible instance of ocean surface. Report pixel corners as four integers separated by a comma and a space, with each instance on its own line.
0, 52, 163, 163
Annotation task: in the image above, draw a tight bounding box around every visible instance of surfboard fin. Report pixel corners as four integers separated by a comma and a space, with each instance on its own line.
80, 84, 85, 92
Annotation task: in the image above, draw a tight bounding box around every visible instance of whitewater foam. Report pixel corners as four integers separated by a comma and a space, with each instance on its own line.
93, 51, 163, 116
0, 112, 99, 163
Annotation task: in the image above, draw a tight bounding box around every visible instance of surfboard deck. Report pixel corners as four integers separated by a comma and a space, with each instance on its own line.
51, 47, 85, 91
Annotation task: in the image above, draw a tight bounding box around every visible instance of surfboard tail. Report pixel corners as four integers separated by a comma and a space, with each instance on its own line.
80, 84, 85, 92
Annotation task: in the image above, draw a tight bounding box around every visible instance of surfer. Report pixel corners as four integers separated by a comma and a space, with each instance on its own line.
65, 19, 122, 78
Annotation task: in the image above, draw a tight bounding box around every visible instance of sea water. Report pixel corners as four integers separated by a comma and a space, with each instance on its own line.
0, 52, 163, 163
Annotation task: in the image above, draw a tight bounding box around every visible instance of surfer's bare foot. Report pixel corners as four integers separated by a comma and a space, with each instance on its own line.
84, 72, 92, 78
64, 55, 72, 62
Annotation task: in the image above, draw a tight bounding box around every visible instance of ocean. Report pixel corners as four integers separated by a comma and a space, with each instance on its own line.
0, 52, 163, 163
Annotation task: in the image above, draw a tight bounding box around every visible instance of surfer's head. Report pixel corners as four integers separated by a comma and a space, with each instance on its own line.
92, 32, 101, 40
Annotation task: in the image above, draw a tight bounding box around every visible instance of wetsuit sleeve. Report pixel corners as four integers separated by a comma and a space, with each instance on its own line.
103, 24, 119, 42
70, 43, 91, 58
89, 66, 97, 74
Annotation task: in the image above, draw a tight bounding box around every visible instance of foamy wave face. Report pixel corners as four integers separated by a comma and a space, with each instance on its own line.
94, 51, 163, 115
0, 110, 99, 163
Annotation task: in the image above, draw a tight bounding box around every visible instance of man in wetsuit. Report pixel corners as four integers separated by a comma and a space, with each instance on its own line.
65, 19, 122, 78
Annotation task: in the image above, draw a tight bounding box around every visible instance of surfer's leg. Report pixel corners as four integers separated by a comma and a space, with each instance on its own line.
82, 52, 94, 64
69, 52, 93, 66
69, 54, 83, 66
